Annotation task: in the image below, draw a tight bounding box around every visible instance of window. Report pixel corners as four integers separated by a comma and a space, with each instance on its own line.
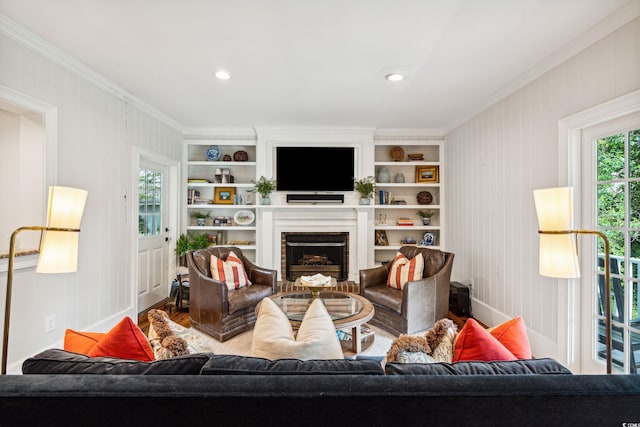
591, 119, 640, 373
138, 168, 162, 237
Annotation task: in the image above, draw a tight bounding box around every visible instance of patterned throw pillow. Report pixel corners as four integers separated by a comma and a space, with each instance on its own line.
387, 252, 424, 289
210, 251, 252, 290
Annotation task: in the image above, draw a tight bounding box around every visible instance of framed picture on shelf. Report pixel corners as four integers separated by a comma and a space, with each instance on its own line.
415, 165, 439, 183
214, 187, 235, 204
375, 230, 389, 246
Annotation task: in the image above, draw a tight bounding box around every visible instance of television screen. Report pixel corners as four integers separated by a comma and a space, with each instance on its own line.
276, 147, 355, 192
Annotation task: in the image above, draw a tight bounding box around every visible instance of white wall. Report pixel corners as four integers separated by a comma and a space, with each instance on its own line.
445, 16, 640, 359
0, 27, 182, 372
0, 109, 44, 251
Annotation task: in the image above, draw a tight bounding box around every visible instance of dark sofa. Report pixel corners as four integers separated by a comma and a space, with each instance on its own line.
1, 349, 639, 426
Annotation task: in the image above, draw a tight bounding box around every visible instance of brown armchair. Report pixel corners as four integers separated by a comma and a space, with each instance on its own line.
187, 246, 277, 342
359, 246, 454, 336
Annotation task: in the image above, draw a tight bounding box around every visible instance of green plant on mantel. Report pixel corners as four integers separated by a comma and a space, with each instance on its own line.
354, 176, 376, 199
251, 176, 277, 198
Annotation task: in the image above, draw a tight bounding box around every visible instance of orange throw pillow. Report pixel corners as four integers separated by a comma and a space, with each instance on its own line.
489, 316, 532, 359
87, 317, 155, 362
64, 330, 105, 354
453, 318, 516, 362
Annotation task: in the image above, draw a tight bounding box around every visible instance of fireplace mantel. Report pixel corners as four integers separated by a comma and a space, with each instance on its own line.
256, 205, 373, 282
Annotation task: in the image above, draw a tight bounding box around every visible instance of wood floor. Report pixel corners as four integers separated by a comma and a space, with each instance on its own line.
137, 299, 190, 334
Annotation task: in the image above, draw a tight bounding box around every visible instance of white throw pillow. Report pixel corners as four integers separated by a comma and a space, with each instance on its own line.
251, 297, 344, 360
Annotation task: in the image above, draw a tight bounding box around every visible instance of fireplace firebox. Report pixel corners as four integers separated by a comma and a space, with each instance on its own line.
281, 232, 349, 281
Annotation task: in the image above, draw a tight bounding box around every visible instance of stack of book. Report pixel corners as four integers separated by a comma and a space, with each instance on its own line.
378, 190, 390, 205
187, 189, 200, 204
397, 218, 414, 226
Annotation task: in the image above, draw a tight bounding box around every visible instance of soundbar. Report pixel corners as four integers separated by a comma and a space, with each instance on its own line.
286, 194, 345, 204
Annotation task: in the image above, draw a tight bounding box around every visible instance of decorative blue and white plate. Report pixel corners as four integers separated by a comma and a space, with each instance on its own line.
423, 232, 435, 246
206, 145, 221, 161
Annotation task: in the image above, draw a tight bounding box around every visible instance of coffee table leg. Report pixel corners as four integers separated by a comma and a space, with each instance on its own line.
351, 326, 361, 353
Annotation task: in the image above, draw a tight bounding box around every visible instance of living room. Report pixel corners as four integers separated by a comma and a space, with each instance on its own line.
1, 0, 640, 388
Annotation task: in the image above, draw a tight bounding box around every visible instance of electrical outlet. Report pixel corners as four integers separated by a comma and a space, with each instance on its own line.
45, 314, 56, 333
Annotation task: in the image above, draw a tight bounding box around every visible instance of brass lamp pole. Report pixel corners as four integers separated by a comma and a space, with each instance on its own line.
2, 226, 80, 375
534, 187, 613, 374
2, 186, 87, 375
537, 229, 612, 374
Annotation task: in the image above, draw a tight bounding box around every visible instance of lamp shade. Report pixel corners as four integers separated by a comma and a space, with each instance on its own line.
44, 186, 88, 229
538, 234, 580, 278
533, 186, 580, 278
36, 186, 88, 273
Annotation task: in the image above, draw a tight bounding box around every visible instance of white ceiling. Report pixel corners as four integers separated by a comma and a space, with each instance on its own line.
0, 0, 634, 130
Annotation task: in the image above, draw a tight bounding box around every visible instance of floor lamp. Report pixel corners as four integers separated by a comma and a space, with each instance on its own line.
2, 186, 87, 374
533, 186, 612, 374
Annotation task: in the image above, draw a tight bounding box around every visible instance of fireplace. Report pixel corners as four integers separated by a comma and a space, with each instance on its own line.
281, 232, 349, 281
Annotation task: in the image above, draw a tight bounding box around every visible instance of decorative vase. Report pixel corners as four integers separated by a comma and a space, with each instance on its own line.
197, 218, 206, 226
422, 217, 431, 226
359, 197, 371, 205
377, 167, 390, 183
261, 196, 271, 205
394, 173, 405, 183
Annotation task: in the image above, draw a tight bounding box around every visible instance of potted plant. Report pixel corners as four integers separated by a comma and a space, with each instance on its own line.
354, 176, 376, 204
175, 233, 212, 266
191, 211, 211, 226
417, 210, 434, 225
251, 176, 277, 205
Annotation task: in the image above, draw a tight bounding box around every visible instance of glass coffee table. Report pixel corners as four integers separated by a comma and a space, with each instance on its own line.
270, 291, 375, 354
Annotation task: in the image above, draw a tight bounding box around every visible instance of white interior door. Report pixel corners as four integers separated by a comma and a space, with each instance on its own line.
137, 159, 170, 311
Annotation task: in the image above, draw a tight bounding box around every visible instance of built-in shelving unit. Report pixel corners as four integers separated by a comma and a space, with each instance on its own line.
372, 138, 444, 264
183, 138, 258, 258
181, 130, 444, 271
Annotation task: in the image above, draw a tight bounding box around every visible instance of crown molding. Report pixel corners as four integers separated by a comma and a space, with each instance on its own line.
183, 127, 257, 140
374, 128, 445, 138
0, 14, 184, 133
444, 0, 640, 133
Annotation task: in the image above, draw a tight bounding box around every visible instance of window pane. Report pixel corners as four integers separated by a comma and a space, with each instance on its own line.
138, 168, 162, 237
597, 133, 625, 181
598, 183, 624, 228
598, 230, 624, 270
631, 280, 639, 324
630, 181, 640, 229
597, 319, 625, 372
629, 129, 640, 178
632, 232, 640, 279
629, 330, 640, 374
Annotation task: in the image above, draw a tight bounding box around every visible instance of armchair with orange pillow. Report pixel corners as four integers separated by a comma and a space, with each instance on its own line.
359, 246, 454, 336
187, 246, 278, 342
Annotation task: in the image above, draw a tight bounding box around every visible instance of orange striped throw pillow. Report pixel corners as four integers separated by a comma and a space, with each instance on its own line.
387, 252, 424, 290
210, 251, 252, 290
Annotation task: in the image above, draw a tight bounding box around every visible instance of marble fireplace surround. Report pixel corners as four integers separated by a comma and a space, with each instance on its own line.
256, 206, 372, 283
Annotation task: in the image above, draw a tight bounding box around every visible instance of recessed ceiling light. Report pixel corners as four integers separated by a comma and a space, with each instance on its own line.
385, 73, 404, 82
214, 70, 231, 80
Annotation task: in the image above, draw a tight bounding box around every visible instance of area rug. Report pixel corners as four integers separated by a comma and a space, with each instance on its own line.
167, 319, 396, 358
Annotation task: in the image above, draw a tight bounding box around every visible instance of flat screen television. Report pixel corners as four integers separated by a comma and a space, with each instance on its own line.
276, 147, 355, 192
